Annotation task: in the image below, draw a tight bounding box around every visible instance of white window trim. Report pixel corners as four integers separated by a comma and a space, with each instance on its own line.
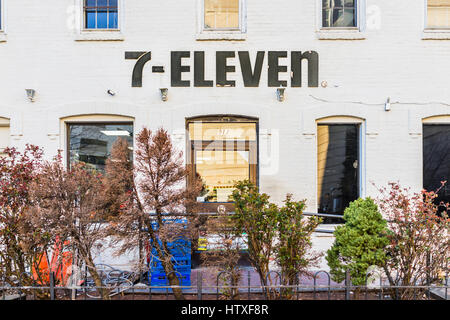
74, 0, 124, 41
0, 117, 10, 155
0, 0, 7, 42
314, 117, 367, 218
196, 0, 247, 41
423, 0, 450, 39
316, 0, 366, 40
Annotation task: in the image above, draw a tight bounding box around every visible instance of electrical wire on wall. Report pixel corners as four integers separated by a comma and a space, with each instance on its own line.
309, 95, 450, 107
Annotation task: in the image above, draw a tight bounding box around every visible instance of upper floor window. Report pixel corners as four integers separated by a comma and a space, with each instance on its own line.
0, 0, 3, 31
322, 0, 358, 28
84, 0, 118, 30
427, 0, 450, 29
204, 0, 241, 31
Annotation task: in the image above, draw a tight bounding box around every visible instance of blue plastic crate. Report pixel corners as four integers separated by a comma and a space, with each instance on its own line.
149, 272, 191, 286
151, 244, 191, 257
150, 257, 191, 268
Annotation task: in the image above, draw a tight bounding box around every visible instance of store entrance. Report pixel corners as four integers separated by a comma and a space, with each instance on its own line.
423, 124, 450, 216
317, 124, 360, 222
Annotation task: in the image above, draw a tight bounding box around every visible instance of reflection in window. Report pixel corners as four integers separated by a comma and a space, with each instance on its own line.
423, 124, 450, 215
188, 119, 257, 203
84, 0, 118, 29
68, 123, 133, 172
204, 0, 240, 30
427, 0, 450, 28
317, 124, 359, 219
322, 0, 357, 28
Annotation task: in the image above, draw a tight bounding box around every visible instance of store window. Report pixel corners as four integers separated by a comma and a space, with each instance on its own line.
0, 0, 3, 31
204, 0, 242, 30
84, 0, 118, 30
317, 124, 360, 221
427, 0, 450, 28
322, 0, 358, 28
423, 124, 450, 215
67, 122, 133, 171
187, 116, 258, 211
0, 117, 10, 157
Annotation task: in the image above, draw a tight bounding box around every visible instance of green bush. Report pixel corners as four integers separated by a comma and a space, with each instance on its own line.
326, 198, 389, 286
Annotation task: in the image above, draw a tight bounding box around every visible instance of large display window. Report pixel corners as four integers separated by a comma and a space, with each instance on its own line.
317, 123, 360, 220
187, 116, 258, 212
423, 124, 450, 215
67, 122, 133, 171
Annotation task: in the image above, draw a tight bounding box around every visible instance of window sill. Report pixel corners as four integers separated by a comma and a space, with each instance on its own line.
0, 32, 7, 42
196, 32, 247, 41
422, 29, 450, 40
316, 29, 366, 40
75, 31, 124, 41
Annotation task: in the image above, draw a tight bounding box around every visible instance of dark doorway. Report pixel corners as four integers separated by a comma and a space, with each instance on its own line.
317, 124, 360, 223
423, 124, 450, 215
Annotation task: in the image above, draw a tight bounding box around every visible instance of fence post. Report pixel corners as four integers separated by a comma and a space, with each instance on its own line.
197, 270, 203, 300
247, 270, 251, 299
345, 270, 351, 301
445, 273, 448, 300
50, 272, 55, 301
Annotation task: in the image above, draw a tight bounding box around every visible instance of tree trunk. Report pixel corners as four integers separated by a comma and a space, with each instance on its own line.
84, 251, 110, 300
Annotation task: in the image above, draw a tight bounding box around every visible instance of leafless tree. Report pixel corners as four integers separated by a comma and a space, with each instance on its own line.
106, 128, 202, 300
29, 156, 110, 300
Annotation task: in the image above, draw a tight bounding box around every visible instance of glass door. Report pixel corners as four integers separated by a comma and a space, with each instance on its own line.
317, 124, 360, 221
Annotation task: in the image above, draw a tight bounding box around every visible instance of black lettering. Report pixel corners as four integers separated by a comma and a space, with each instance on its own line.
268, 51, 287, 87
238, 51, 265, 87
291, 51, 319, 87
216, 51, 236, 87
171, 51, 190, 87
125, 51, 151, 88
194, 51, 214, 87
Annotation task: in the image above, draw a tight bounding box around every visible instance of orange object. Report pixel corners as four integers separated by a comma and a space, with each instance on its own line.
32, 237, 73, 286
32, 251, 50, 285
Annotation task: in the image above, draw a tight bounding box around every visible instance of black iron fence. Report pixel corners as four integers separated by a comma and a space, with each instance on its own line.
1, 269, 448, 301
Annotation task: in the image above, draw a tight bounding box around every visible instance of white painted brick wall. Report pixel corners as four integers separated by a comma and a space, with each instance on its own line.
0, 1, 449, 262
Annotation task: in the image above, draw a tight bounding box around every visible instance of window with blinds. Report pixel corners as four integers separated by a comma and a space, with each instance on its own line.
427, 0, 450, 28
204, 0, 240, 30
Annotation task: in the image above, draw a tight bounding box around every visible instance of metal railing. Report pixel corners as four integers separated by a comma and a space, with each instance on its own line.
1, 269, 447, 301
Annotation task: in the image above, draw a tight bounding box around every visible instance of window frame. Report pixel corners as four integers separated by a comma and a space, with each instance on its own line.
0, 0, 5, 34
0, 0, 3, 32
82, 0, 120, 31
65, 121, 134, 170
425, 0, 450, 30
318, 0, 364, 31
0, 117, 10, 156
186, 116, 258, 212
315, 117, 366, 220
198, 0, 247, 34
422, 122, 450, 215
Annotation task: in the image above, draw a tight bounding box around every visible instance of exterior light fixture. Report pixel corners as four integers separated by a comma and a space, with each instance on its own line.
276, 87, 285, 102
160, 88, 168, 102
385, 97, 391, 111
107, 89, 116, 96
25, 89, 36, 102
